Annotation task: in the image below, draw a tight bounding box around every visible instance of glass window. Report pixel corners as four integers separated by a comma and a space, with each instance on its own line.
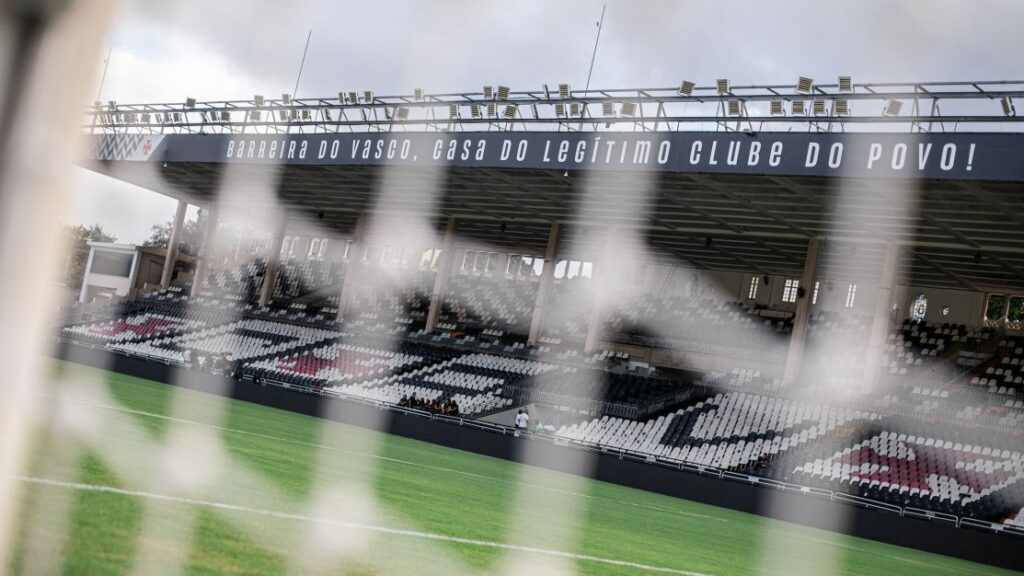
844, 283, 857, 309
782, 279, 800, 303
985, 294, 1007, 321
811, 280, 820, 305
911, 294, 928, 322
748, 276, 759, 300
1008, 296, 1024, 323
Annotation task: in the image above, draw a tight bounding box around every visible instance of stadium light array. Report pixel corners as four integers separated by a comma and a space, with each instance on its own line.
620, 101, 637, 117
301, 109, 311, 121
396, 107, 409, 120
108, 100, 117, 111
796, 76, 814, 94
470, 104, 481, 118
555, 103, 566, 117
140, 112, 151, 123
570, 103, 581, 117
363, 90, 373, 103
727, 99, 742, 116
834, 99, 850, 116
449, 104, 459, 119
1002, 96, 1017, 117
282, 93, 291, 105
812, 99, 827, 116
769, 100, 784, 116
483, 85, 494, 100
185, 97, 197, 109
255, 94, 266, 107
497, 85, 510, 100
558, 83, 571, 99
792, 100, 806, 115
602, 102, 614, 117
414, 88, 423, 101
250, 110, 261, 121
838, 76, 853, 93
487, 102, 496, 117
677, 80, 695, 96
504, 104, 517, 119
883, 99, 903, 116
716, 79, 730, 95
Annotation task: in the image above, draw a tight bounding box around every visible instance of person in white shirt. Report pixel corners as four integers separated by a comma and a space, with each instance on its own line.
520, 409, 529, 433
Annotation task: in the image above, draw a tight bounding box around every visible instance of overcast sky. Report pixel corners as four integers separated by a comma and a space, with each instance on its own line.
70, 0, 1024, 243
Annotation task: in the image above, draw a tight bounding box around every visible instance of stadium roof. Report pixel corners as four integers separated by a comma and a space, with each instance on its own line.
82, 80, 1024, 293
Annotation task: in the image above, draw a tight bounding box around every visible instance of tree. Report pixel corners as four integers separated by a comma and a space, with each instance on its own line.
143, 217, 202, 256
62, 224, 117, 288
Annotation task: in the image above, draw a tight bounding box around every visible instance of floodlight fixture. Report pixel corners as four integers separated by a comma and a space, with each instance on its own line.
255, 95, 265, 107
487, 102, 496, 117
883, 99, 903, 116
716, 79, 729, 95
558, 83, 570, 99
108, 100, 117, 111
796, 76, 814, 94
141, 112, 151, 123
185, 97, 197, 109
602, 102, 614, 116
414, 88, 423, 101
834, 99, 850, 116
470, 104, 481, 118
483, 85, 494, 99
838, 76, 853, 93
363, 90, 373, 103
791, 100, 806, 115
727, 99, 742, 116
555, 103, 566, 117
347, 91, 358, 104
678, 80, 695, 96
301, 109, 311, 121
396, 107, 409, 120
620, 101, 636, 117
281, 93, 291, 104
504, 104, 517, 119
812, 99, 827, 116
570, 103, 581, 117
1001, 96, 1016, 117
769, 100, 784, 116
250, 110, 261, 121
449, 104, 459, 119
497, 85, 510, 100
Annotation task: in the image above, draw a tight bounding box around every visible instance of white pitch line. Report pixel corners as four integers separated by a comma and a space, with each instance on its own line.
19, 476, 713, 576
46, 392, 727, 522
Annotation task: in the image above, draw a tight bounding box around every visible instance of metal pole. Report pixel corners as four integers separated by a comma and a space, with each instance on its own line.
584, 3, 606, 94
292, 28, 313, 98
95, 47, 111, 103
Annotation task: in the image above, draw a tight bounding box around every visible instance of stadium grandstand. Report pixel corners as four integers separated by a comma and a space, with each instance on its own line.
33, 75, 1023, 573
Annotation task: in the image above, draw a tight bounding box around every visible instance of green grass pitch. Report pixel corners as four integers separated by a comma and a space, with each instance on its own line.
8, 360, 1021, 575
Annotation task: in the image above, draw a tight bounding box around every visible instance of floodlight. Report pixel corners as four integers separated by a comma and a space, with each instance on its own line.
838, 76, 853, 93
791, 100, 806, 115
727, 99, 741, 116
716, 79, 729, 95
396, 107, 409, 120
336, 93, 345, 104
93, 100, 102, 109
483, 85, 494, 99
570, 103, 580, 117
470, 104, 481, 118
288, 110, 297, 121
414, 88, 423, 101
678, 80, 695, 96
487, 102, 496, 117
126, 112, 137, 123
281, 93, 291, 104
186, 97, 196, 108
602, 102, 614, 116
347, 91, 358, 104
769, 100, 784, 116
170, 112, 180, 123
834, 99, 850, 116
620, 102, 636, 117
108, 100, 117, 111
141, 113, 151, 123
1001, 96, 1016, 117
154, 113, 163, 123
363, 90, 373, 102
883, 99, 903, 116
497, 85, 510, 100
251, 110, 261, 121
555, 103, 566, 117
221, 111, 231, 122
504, 105, 517, 119
449, 104, 459, 119
301, 109, 311, 121
796, 77, 814, 94
558, 83, 570, 99
255, 95, 265, 107
812, 99, 827, 116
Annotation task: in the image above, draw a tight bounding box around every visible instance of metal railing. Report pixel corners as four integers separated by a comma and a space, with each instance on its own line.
83, 79, 1024, 135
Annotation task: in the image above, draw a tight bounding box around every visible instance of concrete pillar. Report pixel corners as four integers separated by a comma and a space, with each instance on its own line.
160, 199, 188, 288
783, 237, 822, 383
425, 217, 457, 333
190, 205, 219, 298
337, 214, 367, 320
78, 246, 96, 303
258, 213, 288, 308
862, 242, 900, 391
528, 222, 560, 346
